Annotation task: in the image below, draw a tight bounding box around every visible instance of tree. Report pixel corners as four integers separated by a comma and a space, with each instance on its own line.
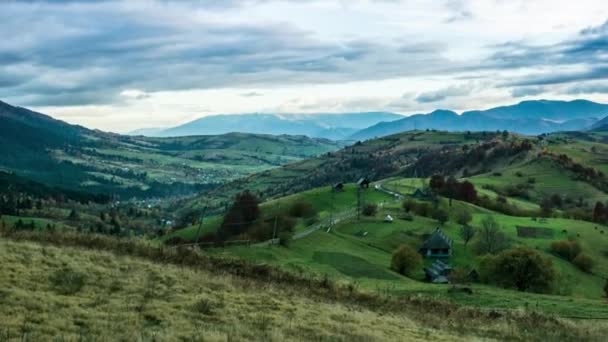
475, 215, 509, 254
390, 245, 422, 276
456, 209, 472, 226
550, 240, 581, 261
593, 201, 606, 223
573, 253, 593, 273
402, 199, 415, 213
68, 209, 79, 220
432, 208, 449, 225
429, 175, 445, 193
459, 224, 476, 248
362, 203, 378, 216
481, 247, 555, 293
459, 181, 477, 203
218, 191, 261, 241
604, 279, 608, 298
540, 197, 554, 217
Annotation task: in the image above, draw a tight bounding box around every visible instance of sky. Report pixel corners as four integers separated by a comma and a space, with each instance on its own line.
1, 0, 608, 133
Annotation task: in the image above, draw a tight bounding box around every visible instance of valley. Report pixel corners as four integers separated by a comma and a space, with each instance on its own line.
3, 101, 608, 340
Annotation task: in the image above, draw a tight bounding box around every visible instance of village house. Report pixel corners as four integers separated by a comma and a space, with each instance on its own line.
357, 177, 370, 188
419, 227, 452, 258
424, 259, 452, 283
332, 182, 344, 192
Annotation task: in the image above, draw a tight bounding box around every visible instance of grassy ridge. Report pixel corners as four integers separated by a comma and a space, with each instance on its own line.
1, 232, 607, 341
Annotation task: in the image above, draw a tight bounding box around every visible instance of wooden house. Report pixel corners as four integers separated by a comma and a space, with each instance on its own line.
419, 228, 452, 258
357, 177, 370, 188
424, 259, 452, 284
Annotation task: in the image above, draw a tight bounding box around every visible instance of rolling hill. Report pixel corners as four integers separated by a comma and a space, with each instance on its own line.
0, 100, 341, 198
350, 100, 608, 140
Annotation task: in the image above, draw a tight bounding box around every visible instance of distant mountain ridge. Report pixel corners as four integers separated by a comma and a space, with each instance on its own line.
132, 112, 404, 140
131, 100, 608, 140
350, 100, 608, 140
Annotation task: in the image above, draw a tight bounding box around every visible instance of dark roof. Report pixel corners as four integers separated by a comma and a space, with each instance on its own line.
420, 228, 452, 250
424, 260, 452, 283
357, 177, 369, 185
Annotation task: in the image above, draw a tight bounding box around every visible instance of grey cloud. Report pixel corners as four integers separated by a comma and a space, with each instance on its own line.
415, 84, 473, 103
0, 1, 448, 107
564, 82, 608, 95
510, 86, 545, 98
486, 20, 608, 87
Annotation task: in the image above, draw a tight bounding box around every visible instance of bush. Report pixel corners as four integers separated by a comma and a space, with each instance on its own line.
362, 203, 378, 216
390, 245, 422, 276
432, 208, 449, 224
49, 268, 87, 295
550, 240, 581, 261
278, 231, 293, 247
288, 201, 317, 219
572, 253, 593, 273
455, 209, 472, 226
479, 247, 555, 293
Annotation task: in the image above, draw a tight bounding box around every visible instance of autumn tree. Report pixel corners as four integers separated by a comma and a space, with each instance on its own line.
480, 247, 555, 293
391, 245, 422, 276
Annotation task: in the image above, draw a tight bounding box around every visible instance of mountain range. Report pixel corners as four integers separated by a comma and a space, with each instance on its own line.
132, 112, 403, 140
351, 100, 608, 140
131, 100, 608, 140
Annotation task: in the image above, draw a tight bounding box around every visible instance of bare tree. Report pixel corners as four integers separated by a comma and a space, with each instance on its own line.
475, 215, 508, 254
459, 224, 476, 249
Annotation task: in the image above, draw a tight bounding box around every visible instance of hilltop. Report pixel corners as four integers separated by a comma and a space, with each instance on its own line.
0, 100, 341, 198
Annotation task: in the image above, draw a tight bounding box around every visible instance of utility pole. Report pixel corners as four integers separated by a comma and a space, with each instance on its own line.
194, 206, 207, 245
272, 203, 280, 243
329, 189, 335, 229
357, 186, 361, 221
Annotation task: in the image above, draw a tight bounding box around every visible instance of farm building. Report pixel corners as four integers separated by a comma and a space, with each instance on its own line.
424, 259, 452, 283
332, 182, 344, 192
357, 177, 370, 188
419, 228, 452, 258
411, 188, 432, 199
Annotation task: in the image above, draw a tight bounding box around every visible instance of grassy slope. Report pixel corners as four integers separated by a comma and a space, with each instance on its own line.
1, 237, 570, 342
202, 182, 608, 318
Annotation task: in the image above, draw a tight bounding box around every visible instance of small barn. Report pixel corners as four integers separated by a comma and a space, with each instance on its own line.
419, 228, 452, 258
424, 259, 452, 284
411, 188, 432, 199
332, 182, 344, 192
357, 177, 370, 188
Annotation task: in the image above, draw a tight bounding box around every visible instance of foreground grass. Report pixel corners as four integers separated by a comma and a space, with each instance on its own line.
1, 231, 607, 341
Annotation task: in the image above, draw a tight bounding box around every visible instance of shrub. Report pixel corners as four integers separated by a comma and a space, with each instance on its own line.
390, 245, 422, 276
479, 247, 555, 293
432, 208, 449, 225
572, 253, 593, 273
448, 267, 470, 285
278, 231, 293, 247
193, 297, 224, 315
288, 201, 317, 219
49, 268, 87, 295
455, 209, 472, 226
550, 240, 581, 261
362, 203, 378, 216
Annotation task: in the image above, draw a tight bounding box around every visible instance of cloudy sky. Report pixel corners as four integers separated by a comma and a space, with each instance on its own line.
2, 0, 608, 132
